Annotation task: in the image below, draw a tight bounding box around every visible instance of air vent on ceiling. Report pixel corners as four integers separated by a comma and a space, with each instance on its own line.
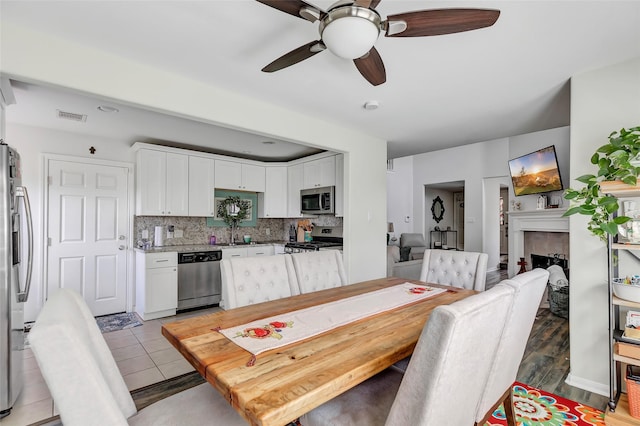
56, 109, 87, 122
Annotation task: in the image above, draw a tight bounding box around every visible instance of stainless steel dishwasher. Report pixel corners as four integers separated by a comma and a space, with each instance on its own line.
177, 251, 222, 310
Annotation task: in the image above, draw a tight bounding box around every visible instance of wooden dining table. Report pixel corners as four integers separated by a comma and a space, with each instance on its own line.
162, 276, 475, 426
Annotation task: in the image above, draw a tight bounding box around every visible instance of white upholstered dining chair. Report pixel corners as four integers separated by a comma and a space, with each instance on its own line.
28, 288, 246, 426
474, 268, 550, 425
301, 280, 515, 426
220, 253, 299, 309
419, 249, 489, 291
290, 250, 347, 293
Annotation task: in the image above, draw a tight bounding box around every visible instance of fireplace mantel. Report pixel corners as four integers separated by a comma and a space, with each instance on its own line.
507, 208, 569, 275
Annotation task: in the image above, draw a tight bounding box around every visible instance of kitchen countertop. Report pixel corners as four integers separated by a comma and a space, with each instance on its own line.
134, 241, 287, 254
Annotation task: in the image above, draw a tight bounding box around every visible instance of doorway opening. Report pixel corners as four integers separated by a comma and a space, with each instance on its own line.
424, 182, 464, 250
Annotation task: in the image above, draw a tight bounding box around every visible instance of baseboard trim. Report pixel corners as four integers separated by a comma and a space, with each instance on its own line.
565, 372, 609, 397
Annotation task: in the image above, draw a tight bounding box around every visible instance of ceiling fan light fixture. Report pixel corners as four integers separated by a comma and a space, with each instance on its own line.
320, 6, 381, 60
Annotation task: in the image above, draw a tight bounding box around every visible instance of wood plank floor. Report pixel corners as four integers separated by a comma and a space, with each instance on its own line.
487, 269, 609, 410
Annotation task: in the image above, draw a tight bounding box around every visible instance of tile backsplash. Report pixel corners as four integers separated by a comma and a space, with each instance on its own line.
134, 216, 343, 247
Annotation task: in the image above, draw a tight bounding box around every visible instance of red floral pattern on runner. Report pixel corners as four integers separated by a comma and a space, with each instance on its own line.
234, 321, 294, 340
408, 286, 436, 294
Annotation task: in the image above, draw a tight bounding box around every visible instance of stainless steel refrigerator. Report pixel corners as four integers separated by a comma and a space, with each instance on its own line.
0, 141, 32, 419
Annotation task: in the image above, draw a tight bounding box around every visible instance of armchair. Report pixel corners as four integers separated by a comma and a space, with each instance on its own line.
399, 233, 428, 261
387, 246, 422, 280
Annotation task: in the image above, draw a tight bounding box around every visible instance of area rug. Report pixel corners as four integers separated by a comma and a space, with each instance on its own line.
484, 382, 605, 426
95, 312, 143, 333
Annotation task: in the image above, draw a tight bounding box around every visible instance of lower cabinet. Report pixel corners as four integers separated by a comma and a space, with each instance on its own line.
222, 247, 247, 259
135, 251, 178, 320
222, 246, 275, 258
247, 246, 275, 257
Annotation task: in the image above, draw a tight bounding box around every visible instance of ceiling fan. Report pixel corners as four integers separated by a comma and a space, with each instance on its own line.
257, 0, 500, 86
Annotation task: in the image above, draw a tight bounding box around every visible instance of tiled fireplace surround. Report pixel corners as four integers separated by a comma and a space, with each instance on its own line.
508, 209, 569, 276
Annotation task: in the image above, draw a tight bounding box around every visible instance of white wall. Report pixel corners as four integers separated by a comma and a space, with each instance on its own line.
386, 156, 413, 240
1, 22, 388, 318
411, 138, 509, 253
6, 123, 136, 321
567, 57, 640, 395
387, 127, 570, 270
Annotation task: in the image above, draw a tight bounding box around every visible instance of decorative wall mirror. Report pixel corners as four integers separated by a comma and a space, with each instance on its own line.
431, 196, 445, 223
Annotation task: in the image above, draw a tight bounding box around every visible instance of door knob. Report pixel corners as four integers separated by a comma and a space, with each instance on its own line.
118, 245, 125, 250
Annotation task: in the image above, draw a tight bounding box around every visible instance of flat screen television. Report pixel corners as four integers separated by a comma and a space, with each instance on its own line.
508, 145, 563, 196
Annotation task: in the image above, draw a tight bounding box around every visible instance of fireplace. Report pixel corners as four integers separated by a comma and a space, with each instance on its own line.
507, 208, 569, 276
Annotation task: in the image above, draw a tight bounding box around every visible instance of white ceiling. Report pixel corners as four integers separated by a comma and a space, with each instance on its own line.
2, 0, 639, 160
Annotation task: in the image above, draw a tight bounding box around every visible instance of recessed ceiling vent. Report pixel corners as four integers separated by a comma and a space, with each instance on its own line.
56, 109, 87, 122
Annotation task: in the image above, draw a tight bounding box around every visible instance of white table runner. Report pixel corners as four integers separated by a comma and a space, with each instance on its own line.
218, 283, 447, 365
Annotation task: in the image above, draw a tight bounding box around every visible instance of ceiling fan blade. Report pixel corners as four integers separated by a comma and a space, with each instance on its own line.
256, 0, 324, 22
262, 41, 325, 73
353, 0, 372, 7
385, 9, 500, 37
353, 47, 386, 86
353, 0, 381, 9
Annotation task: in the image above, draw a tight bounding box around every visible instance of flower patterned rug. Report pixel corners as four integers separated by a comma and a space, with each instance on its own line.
95, 312, 143, 334
485, 382, 605, 426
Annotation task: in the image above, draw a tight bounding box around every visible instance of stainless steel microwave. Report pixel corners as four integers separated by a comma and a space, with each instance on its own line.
301, 186, 335, 215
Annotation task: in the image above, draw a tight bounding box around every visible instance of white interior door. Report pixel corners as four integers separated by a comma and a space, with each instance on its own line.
47, 158, 130, 316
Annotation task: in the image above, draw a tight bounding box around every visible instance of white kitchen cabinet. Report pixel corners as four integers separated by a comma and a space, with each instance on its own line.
135, 251, 178, 320
165, 153, 189, 215
335, 154, 344, 217
215, 160, 265, 192
222, 247, 247, 259
222, 245, 275, 258
259, 166, 287, 218
188, 156, 216, 216
247, 246, 274, 256
303, 156, 336, 189
136, 149, 188, 216
287, 163, 304, 217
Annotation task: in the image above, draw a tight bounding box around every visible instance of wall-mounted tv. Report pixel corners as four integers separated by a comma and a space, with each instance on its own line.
508, 145, 563, 196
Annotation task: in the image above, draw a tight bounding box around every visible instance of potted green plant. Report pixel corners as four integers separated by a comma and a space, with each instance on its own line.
564, 126, 640, 241
217, 196, 251, 245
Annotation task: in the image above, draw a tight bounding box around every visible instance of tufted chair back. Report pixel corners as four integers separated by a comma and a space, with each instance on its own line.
290, 250, 347, 293
220, 254, 300, 309
475, 268, 549, 425
29, 289, 247, 426
29, 288, 137, 425
419, 249, 488, 291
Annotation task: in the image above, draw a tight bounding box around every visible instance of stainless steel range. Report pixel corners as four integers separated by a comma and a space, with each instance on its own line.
285, 226, 343, 253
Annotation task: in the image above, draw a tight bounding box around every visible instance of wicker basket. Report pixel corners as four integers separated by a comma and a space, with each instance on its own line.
627, 365, 640, 419
547, 282, 569, 319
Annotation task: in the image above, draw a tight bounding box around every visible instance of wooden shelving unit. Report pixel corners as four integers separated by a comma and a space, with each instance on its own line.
604, 180, 640, 425
607, 394, 640, 426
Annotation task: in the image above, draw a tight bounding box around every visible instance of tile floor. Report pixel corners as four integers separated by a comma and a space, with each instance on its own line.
0, 306, 221, 426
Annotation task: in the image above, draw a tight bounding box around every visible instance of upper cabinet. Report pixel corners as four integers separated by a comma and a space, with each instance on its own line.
303, 156, 336, 189
287, 163, 304, 218
259, 166, 288, 218
188, 156, 216, 217
136, 149, 188, 216
133, 143, 343, 219
214, 160, 265, 192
